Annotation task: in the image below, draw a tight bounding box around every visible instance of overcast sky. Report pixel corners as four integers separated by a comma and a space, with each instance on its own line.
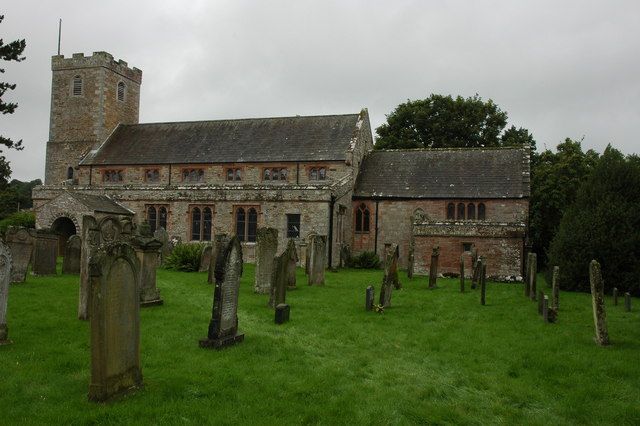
2, 0, 639, 181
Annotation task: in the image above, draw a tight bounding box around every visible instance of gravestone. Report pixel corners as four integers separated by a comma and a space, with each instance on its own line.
538, 290, 545, 315
80, 216, 130, 320
528, 253, 537, 301
542, 295, 549, 323
275, 303, 290, 324
613, 288, 618, 306
88, 241, 142, 402
199, 244, 213, 273
5, 226, 35, 283
32, 231, 58, 275
407, 246, 414, 279
132, 226, 164, 307
0, 241, 12, 344
624, 293, 631, 312
254, 228, 278, 294
153, 227, 171, 265
428, 246, 440, 289
304, 232, 316, 275
480, 261, 487, 305
339, 244, 350, 269
551, 265, 560, 310
62, 235, 81, 274
286, 239, 299, 290
459, 254, 465, 292
208, 234, 228, 284
383, 244, 400, 290
589, 260, 609, 346
365, 285, 374, 311
299, 241, 308, 275
269, 249, 288, 308
200, 235, 244, 349
523, 252, 530, 297
307, 235, 326, 286
471, 253, 481, 290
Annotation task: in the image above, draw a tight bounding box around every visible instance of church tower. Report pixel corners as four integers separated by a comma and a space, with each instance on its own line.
44, 51, 142, 185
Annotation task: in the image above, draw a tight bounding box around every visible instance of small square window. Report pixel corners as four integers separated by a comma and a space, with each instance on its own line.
287, 214, 301, 238
463, 242, 472, 252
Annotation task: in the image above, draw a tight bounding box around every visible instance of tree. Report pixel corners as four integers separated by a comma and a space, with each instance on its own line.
547, 146, 640, 295
375, 94, 534, 149
0, 14, 26, 189
528, 139, 599, 266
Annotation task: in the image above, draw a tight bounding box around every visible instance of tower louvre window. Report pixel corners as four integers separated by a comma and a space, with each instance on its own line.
117, 81, 126, 102
72, 76, 83, 96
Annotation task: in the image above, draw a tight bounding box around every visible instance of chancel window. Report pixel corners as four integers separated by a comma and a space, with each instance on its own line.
146, 204, 169, 234
145, 169, 160, 183
478, 203, 486, 220
182, 168, 205, 183
190, 205, 213, 241
263, 167, 288, 181
287, 214, 301, 238
103, 169, 124, 183
235, 206, 258, 242
72, 75, 83, 96
446, 203, 455, 220
226, 168, 242, 181
117, 81, 126, 102
355, 203, 370, 233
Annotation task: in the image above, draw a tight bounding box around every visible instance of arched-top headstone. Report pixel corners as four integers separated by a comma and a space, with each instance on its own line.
199, 244, 213, 273
88, 241, 142, 402
62, 235, 81, 274
286, 239, 299, 290
0, 240, 12, 344
5, 226, 35, 283
32, 230, 58, 276
307, 234, 326, 286
153, 227, 171, 265
254, 228, 278, 294
200, 235, 244, 349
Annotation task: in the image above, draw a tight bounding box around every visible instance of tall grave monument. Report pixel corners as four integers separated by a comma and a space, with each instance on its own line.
307, 234, 326, 286
0, 241, 12, 344
254, 228, 278, 294
32, 230, 58, 275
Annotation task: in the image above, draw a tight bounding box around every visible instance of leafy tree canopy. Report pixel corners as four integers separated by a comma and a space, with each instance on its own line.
529, 138, 599, 266
547, 146, 640, 295
375, 94, 535, 150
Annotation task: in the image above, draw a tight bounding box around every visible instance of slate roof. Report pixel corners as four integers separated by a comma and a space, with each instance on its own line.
353, 148, 530, 199
67, 192, 134, 215
81, 113, 362, 165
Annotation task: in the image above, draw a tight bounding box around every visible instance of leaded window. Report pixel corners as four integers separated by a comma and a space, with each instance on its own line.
355, 203, 370, 233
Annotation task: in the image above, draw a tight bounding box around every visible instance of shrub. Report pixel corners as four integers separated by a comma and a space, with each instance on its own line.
0, 210, 35, 238
547, 146, 640, 296
347, 251, 381, 269
164, 243, 205, 272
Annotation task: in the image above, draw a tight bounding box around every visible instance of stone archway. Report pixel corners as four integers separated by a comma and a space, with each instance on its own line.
51, 216, 77, 256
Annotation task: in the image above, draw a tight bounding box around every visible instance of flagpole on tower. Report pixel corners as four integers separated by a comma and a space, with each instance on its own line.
57, 18, 62, 55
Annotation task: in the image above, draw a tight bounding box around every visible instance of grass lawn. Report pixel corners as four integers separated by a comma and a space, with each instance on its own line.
1, 263, 639, 425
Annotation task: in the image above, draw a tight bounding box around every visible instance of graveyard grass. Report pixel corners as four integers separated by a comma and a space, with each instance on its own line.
1, 264, 639, 425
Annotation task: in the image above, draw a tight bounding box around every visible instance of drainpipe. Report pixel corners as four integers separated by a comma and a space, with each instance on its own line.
374, 200, 379, 255
89, 166, 93, 186
168, 164, 172, 186
296, 162, 300, 185
328, 195, 336, 268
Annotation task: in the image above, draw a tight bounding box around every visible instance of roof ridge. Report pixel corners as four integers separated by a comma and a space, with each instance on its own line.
371, 146, 527, 153
121, 112, 362, 128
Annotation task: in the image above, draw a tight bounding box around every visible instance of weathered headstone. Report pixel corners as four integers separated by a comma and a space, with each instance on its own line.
538, 290, 545, 315
254, 228, 278, 294
523, 252, 530, 297
471, 254, 481, 290
407, 246, 414, 279
542, 295, 549, 323
32, 230, 58, 275
88, 241, 142, 402
275, 303, 290, 324
153, 227, 171, 265
0, 241, 12, 345
199, 244, 213, 273
286, 239, 299, 290
5, 226, 35, 283
304, 232, 317, 275
200, 235, 244, 349
459, 254, 465, 292
551, 265, 560, 310
480, 261, 487, 305
379, 245, 399, 308
624, 293, 631, 312
613, 287, 618, 306
428, 246, 439, 289
528, 253, 537, 301
299, 241, 308, 275
339, 244, 350, 269
589, 260, 609, 346
307, 234, 326, 286
269, 249, 288, 308
208, 234, 228, 284
365, 285, 374, 311
62, 235, 81, 274
132, 226, 163, 307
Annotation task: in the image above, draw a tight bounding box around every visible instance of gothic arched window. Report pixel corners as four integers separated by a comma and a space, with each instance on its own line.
117, 81, 126, 102
478, 203, 486, 220
355, 203, 370, 233
66, 167, 74, 180
446, 203, 455, 220
203, 207, 212, 241
248, 208, 258, 242
467, 203, 476, 220
147, 206, 157, 234
158, 207, 168, 231
457, 203, 465, 220
318, 167, 326, 180
191, 207, 201, 241
236, 208, 246, 241
310, 168, 318, 180
72, 75, 83, 96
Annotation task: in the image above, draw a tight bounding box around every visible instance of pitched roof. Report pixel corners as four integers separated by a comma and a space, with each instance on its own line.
66, 192, 134, 215
353, 147, 530, 199
81, 113, 363, 165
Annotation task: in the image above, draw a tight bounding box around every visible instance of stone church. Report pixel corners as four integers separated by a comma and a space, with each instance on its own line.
32, 51, 530, 278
